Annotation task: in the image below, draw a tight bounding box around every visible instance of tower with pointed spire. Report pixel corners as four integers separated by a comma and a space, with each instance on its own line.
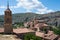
4, 1, 13, 34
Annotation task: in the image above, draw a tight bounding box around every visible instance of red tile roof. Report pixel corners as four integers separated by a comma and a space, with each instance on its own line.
0, 28, 34, 34
13, 28, 34, 34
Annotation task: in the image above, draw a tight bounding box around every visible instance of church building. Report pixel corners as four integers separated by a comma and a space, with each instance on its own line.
4, 2, 13, 34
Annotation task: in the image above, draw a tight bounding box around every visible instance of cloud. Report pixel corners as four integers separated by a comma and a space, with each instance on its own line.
0, 0, 54, 14
15, 0, 54, 14
0, 6, 6, 8
46, 10, 54, 13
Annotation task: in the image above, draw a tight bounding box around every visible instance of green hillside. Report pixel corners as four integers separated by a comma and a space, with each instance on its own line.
0, 11, 60, 27
12, 13, 42, 23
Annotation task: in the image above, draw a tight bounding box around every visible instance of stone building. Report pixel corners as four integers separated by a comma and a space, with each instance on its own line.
24, 17, 49, 33
4, 2, 13, 34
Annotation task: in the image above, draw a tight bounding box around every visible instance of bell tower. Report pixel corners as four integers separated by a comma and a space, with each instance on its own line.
4, 1, 13, 34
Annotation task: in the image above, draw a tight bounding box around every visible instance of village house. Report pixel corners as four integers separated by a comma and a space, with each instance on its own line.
23, 17, 59, 40
0, 1, 59, 40
24, 17, 49, 33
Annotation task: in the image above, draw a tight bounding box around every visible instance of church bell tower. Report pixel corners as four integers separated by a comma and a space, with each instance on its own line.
4, 1, 13, 34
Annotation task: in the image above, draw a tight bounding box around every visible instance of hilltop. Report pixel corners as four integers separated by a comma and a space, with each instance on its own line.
0, 11, 60, 27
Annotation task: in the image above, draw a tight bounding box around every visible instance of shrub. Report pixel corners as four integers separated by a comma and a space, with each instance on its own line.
24, 33, 42, 40
52, 28, 60, 35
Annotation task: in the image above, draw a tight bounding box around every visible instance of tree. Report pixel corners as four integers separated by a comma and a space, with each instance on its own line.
52, 27, 60, 35
24, 17, 28, 22
24, 33, 42, 40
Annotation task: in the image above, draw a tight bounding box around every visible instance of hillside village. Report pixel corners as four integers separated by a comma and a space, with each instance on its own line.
0, 11, 60, 27
0, 11, 60, 40
0, 14, 60, 40
0, 0, 60, 40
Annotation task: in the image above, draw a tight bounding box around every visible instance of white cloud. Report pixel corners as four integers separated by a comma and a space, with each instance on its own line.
0, 6, 6, 8
15, 0, 54, 14
0, 0, 54, 14
46, 10, 54, 13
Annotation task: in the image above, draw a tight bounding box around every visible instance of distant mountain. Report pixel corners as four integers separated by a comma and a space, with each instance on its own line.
12, 13, 42, 23
0, 11, 60, 26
